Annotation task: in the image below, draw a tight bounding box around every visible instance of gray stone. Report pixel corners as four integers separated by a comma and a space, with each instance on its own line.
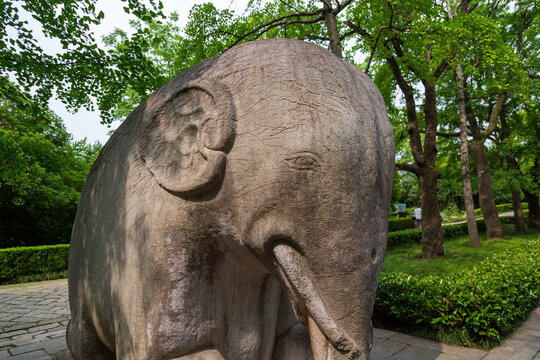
369, 338, 407, 360
7, 350, 52, 360
9, 338, 66, 356
67, 38, 395, 360
385, 345, 464, 360
373, 328, 397, 339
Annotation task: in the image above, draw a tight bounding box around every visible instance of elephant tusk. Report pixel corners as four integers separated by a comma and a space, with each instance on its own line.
273, 244, 362, 359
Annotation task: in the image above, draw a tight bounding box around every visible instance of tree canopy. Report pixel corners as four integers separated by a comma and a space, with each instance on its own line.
0, 82, 101, 248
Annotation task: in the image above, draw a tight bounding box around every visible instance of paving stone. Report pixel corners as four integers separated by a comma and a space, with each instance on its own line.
373, 328, 396, 339
385, 345, 463, 360
7, 349, 52, 360
0, 339, 15, 349
370, 338, 408, 360
0, 330, 27, 340
26, 324, 59, 334
0, 350, 9, 359
482, 347, 538, 360
9, 338, 65, 356
388, 332, 444, 351
45, 329, 66, 339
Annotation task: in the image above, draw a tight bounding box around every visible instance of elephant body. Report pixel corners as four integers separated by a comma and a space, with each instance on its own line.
67, 39, 395, 360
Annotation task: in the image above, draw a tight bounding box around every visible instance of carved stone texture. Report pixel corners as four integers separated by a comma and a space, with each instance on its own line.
67, 38, 395, 360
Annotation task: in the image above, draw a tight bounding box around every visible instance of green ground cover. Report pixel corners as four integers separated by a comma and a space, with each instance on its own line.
383, 226, 539, 276
376, 227, 540, 349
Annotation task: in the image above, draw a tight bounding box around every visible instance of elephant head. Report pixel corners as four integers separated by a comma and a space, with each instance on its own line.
137, 39, 395, 360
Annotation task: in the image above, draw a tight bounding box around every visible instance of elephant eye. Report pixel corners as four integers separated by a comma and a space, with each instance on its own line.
286, 153, 320, 170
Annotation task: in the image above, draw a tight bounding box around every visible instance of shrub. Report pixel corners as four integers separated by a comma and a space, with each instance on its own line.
500, 211, 528, 224
387, 220, 486, 248
474, 203, 528, 217
496, 203, 512, 212
388, 217, 413, 232
387, 228, 421, 247
0, 244, 69, 282
374, 238, 540, 348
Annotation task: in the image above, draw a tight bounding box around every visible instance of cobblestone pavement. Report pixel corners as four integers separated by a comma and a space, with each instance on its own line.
0, 280, 69, 359
0, 279, 539, 359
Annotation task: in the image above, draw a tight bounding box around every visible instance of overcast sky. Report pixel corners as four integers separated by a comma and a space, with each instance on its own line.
36, 0, 259, 144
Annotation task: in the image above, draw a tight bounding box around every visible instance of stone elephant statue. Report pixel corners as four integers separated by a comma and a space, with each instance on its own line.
67, 38, 395, 360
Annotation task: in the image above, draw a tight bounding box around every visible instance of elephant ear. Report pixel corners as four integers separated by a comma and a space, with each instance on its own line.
139, 79, 235, 196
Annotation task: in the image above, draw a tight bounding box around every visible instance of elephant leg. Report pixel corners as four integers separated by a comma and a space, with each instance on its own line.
66, 315, 114, 360
172, 349, 225, 360
274, 323, 313, 360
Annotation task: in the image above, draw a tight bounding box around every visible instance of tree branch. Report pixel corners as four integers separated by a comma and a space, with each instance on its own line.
419, 129, 465, 137
386, 55, 425, 164
343, 20, 373, 39
228, 9, 325, 48
365, 1, 394, 75
482, 92, 506, 140
395, 162, 420, 174
333, 0, 353, 15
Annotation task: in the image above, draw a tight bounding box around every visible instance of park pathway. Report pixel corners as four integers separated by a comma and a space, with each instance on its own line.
0, 279, 539, 359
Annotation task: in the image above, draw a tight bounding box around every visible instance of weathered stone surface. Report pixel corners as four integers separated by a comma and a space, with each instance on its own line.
67, 38, 395, 360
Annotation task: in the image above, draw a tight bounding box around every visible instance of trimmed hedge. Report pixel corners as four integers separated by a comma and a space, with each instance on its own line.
387, 220, 486, 248
0, 244, 69, 282
374, 238, 540, 348
389, 217, 413, 232
475, 203, 528, 216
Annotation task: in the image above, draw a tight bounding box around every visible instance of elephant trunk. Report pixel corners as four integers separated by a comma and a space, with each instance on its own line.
273, 244, 376, 360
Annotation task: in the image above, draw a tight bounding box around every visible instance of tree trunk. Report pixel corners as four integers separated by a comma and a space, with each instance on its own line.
419, 80, 444, 258
500, 105, 527, 234
470, 138, 504, 238
524, 190, 540, 230
456, 62, 480, 247
387, 54, 444, 259
511, 189, 527, 234
321, 0, 343, 58
418, 170, 444, 258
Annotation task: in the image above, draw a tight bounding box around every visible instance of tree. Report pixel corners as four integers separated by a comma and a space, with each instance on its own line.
344, 1, 465, 258
446, 0, 480, 247
1, 0, 163, 122
0, 80, 101, 248
497, 0, 539, 231
456, 59, 481, 246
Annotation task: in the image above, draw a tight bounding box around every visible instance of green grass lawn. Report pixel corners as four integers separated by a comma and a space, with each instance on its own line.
382, 225, 540, 276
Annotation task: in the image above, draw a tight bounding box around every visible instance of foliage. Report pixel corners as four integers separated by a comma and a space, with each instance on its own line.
474, 203, 528, 216
2, 270, 68, 285
387, 220, 488, 248
388, 217, 413, 232
1, 0, 164, 121
0, 82, 101, 248
100, 1, 329, 121
384, 226, 536, 276
0, 244, 70, 282
375, 237, 540, 348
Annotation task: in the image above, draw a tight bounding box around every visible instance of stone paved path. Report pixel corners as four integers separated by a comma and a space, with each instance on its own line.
0, 280, 69, 360
0, 279, 539, 359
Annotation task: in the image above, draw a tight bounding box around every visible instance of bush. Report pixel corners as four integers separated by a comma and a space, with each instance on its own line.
389, 217, 413, 232
496, 204, 512, 212
0, 244, 69, 282
501, 211, 528, 224
474, 203, 528, 217
387, 220, 486, 248
375, 238, 540, 348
